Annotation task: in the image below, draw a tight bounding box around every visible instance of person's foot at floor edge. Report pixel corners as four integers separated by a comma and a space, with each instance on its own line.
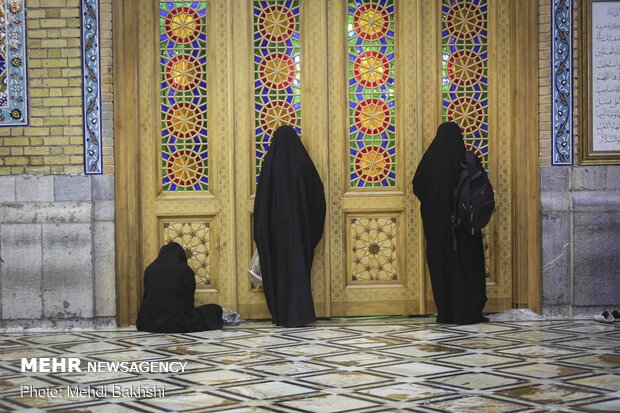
461, 316, 489, 325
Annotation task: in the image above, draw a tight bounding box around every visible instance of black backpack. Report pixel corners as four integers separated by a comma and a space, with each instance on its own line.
451, 151, 495, 249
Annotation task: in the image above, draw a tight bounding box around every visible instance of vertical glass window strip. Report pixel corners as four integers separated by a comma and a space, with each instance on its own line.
160, 2, 209, 192
253, 0, 301, 180
441, 0, 489, 168
348, 0, 396, 188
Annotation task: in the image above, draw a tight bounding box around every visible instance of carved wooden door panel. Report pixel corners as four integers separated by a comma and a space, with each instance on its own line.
418, 0, 514, 313
137, 0, 516, 320
139, 0, 236, 310
326, 0, 515, 316
325, 0, 422, 316
114, 0, 541, 327
232, 0, 329, 319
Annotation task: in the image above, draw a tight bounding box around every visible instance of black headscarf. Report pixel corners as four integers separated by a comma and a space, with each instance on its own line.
253, 125, 326, 327
413, 122, 487, 324
136, 242, 223, 333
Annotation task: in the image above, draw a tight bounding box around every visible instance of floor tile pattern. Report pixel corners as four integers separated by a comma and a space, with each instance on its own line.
0, 319, 618, 412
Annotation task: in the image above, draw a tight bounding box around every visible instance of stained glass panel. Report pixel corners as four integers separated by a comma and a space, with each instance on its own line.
441, 0, 489, 168
160, 1, 209, 192
348, 0, 396, 188
253, 0, 301, 180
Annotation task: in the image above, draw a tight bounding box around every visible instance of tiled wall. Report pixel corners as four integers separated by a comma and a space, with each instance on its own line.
0, 175, 116, 328
0, 0, 113, 175
539, 0, 620, 316
0, 0, 115, 327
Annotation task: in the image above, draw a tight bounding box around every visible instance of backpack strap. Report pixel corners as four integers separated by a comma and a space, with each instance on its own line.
451, 169, 468, 252
465, 150, 478, 165
451, 151, 477, 251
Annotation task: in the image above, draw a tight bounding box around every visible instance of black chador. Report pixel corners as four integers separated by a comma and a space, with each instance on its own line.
136, 242, 223, 333
253, 125, 326, 327
412, 122, 487, 325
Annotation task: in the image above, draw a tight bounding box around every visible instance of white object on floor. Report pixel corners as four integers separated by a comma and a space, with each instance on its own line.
487, 309, 544, 321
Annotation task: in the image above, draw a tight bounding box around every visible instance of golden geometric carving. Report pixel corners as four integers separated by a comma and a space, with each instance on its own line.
350, 217, 398, 283
496, 0, 513, 298
328, 0, 419, 314
305, 0, 327, 307
213, 0, 235, 306
139, 0, 235, 310
163, 221, 211, 287
135, 0, 516, 318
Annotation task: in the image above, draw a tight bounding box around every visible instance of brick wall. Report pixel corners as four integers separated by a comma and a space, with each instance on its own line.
0, 0, 113, 175
0, 1, 116, 327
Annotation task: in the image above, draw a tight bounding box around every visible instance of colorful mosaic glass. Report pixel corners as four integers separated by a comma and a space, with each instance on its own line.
160, 2, 208, 192
253, 0, 301, 179
441, 0, 489, 168
0, 0, 28, 126
348, 0, 396, 188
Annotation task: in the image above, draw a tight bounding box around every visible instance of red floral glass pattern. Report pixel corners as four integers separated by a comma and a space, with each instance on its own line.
160, 2, 208, 192
164, 55, 203, 92
348, 0, 396, 188
442, 0, 489, 168
354, 145, 392, 184
353, 51, 391, 88
256, 4, 295, 43
163, 6, 202, 44
352, 3, 391, 41
254, 0, 301, 180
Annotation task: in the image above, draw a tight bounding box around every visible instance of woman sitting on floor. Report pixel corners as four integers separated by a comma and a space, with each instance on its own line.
136, 242, 223, 333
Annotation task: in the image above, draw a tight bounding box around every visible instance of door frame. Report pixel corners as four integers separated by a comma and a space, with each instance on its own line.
113, 0, 541, 326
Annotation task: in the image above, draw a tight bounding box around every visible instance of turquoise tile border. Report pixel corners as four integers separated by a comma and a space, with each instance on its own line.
552, 0, 573, 165
82, 0, 102, 174
0, 0, 28, 126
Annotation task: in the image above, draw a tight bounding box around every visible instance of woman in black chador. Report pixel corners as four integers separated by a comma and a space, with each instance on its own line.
136, 242, 223, 333
254, 125, 326, 328
412, 122, 487, 324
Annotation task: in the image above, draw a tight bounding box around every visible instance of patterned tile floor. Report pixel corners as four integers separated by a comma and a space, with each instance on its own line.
0, 318, 619, 412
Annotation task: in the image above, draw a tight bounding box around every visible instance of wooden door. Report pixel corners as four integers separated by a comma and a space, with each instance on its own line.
324, 0, 522, 315
417, 0, 516, 313
325, 0, 422, 316
232, 0, 329, 319
115, 0, 540, 324
138, 0, 237, 310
